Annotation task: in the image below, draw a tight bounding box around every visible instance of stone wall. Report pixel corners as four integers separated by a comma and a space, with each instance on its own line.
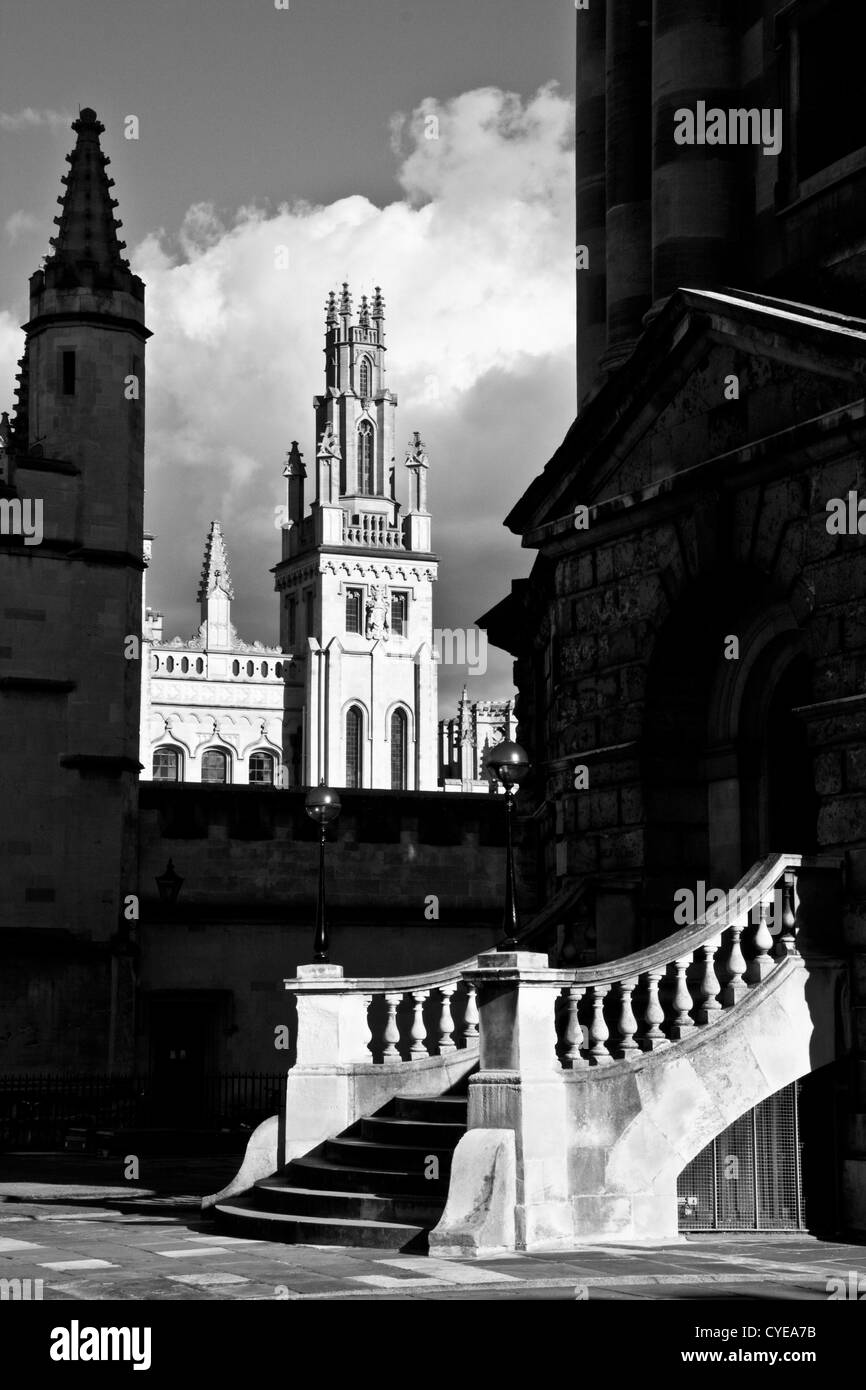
137, 783, 536, 1072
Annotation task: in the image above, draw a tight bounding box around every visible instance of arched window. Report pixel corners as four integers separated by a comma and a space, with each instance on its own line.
357, 422, 374, 495
166, 656, 174, 673
246, 660, 254, 677
275, 662, 283, 679
249, 751, 274, 785
196, 658, 204, 674
181, 657, 189, 673
358, 356, 371, 398
261, 662, 268, 677
390, 709, 408, 791
201, 749, 228, 784
232, 660, 240, 676
153, 747, 180, 782
345, 706, 363, 788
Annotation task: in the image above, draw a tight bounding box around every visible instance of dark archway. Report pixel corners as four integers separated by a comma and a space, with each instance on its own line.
740, 651, 818, 864
642, 569, 817, 943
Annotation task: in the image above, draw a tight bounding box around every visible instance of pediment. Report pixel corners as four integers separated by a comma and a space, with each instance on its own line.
510, 289, 866, 537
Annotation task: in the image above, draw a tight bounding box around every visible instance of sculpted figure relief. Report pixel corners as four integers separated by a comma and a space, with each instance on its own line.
365, 583, 390, 641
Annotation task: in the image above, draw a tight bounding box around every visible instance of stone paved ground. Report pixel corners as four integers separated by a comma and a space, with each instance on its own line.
2, 1154, 865, 1302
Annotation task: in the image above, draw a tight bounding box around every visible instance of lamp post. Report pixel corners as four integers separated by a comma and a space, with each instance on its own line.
304, 780, 342, 963
155, 858, 183, 906
487, 741, 530, 950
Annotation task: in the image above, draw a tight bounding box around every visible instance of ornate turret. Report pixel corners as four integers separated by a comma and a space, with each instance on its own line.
272, 284, 439, 790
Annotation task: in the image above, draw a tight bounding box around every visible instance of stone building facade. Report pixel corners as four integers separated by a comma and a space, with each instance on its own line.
438, 686, 516, 793
140, 521, 285, 786
273, 287, 440, 790
483, 0, 866, 1229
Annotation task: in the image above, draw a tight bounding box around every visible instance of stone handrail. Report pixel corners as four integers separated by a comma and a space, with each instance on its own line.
282, 877, 590, 1065
285, 963, 479, 1067
540, 853, 803, 1067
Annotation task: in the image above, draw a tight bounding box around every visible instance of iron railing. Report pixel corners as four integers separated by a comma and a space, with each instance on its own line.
0, 1072, 283, 1149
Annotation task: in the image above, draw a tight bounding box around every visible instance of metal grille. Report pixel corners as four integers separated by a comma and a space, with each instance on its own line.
677, 1083, 802, 1231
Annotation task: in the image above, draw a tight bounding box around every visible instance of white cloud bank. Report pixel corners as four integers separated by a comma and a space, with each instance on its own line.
5, 85, 577, 707
0, 108, 74, 131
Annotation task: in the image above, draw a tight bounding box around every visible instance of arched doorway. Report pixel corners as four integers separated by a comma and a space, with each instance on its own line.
642, 573, 818, 941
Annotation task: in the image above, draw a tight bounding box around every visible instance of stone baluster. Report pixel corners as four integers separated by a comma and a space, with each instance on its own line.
613, 977, 640, 1058
745, 903, 775, 983
694, 936, 723, 1024
586, 984, 611, 1065
410, 989, 430, 1057
669, 956, 696, 1039
773, 872, 798, 959
640, 968, 669, 1050
561, 985, 586, 1068
437, 983, 457, 1053
383, 992, 403, 1062
720, 923, 748, 1006
463, 982, 479, 1042
362, 993, 374, 1058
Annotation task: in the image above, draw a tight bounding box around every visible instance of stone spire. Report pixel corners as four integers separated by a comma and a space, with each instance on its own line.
338, 281, 353, 330
358, 294, 371, 330
325, 290, 339, 330
372, 285, 385, 343
44, 107, 134, 292
197, 520, 234, 603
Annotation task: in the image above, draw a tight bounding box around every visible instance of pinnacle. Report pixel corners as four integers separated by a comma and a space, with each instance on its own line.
197, 520, 234, 603
43, 107, 132, 285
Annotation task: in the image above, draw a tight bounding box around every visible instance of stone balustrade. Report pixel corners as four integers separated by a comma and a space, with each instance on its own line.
549, 857, 799, 1068
288, 960, 480, 1068
343, 512, 404, 549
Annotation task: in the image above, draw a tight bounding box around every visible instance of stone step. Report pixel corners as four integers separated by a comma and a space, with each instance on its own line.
324, 1135, 454, 1175
214, 1194, 427, 1250
359, 1114, 465, 1147
286, 1152, 451, 1196
253, 1178, 445, 1226
391, 1095, 468, 1122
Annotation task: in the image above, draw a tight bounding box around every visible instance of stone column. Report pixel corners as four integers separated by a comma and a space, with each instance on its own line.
576, 2, 607, 407
650, 0, 740, 311
601, 0, 652, 372
448, 952, 573, 1251
282, 964, 372, 1165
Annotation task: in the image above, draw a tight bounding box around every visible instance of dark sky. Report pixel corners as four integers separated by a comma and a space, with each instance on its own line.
0, 0, 576, 710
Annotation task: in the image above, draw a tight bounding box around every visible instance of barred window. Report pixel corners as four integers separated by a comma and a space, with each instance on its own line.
153, 747, 180, 782
345, 706, 363, 788
202, 749, 229, 784
346, 587, 363, 634
390, 709, 408, 790
390, 591, 408, 636
249, 751, 274, 785
358, 422, 374, 494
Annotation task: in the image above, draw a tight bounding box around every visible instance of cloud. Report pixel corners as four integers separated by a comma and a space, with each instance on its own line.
0, 108, 73, 131
6, 85, 576, 711
5, 211, 42, 244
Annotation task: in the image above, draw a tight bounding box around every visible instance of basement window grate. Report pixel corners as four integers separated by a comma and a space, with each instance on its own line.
677, 1082, 803, 1232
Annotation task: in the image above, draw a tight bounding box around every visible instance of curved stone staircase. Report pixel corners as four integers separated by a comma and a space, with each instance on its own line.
208, 852, 847, 1251
215, 1084, 469, 1249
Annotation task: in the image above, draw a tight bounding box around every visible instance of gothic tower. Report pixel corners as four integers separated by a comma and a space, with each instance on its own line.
273, 285, 439, 789
0, 108, 148, 1070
